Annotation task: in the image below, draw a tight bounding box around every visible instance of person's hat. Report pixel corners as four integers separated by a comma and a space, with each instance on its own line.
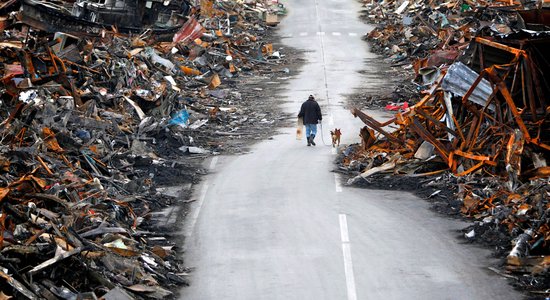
308, 95, 314, 100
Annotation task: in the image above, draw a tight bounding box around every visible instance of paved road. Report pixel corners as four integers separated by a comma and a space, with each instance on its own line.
179, 0, 521, 299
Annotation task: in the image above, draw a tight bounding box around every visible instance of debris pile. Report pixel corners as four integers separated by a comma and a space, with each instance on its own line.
0, 0, 289, 298
347, 0, 550, 292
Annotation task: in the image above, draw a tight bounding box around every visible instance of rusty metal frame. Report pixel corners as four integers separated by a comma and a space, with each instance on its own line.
351, 35, 550, 180
352, 108, 402, 145
475, 37, 527, 56
409, 117, 449, 163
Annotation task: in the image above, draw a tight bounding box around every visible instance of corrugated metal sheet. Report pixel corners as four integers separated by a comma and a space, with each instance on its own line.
442, 61, 495, 111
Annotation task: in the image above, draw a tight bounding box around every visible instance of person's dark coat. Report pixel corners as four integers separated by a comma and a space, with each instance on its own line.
298, 99, 322, 124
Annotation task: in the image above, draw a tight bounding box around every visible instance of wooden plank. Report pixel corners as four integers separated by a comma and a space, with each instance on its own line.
27, 247, 82, 275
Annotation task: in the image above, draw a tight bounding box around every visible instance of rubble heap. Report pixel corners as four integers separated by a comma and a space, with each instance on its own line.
346, 0, 550, 293
0, 0, 288, 298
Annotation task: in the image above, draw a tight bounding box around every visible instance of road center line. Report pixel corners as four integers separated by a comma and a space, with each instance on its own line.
339, 214, 350, 242
313, 0, 331, 108
339, 214, 358, 300
209, 156, 219, 170
335, 173, 343, 192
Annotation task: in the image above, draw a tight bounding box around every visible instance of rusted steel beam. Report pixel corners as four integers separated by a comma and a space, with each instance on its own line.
46, 46, 61, 74
452, 149, 497, 165
415, 107, 458, 138
36, 156, 54, 176
519, 66, 527, 114
528, 54, 547, 109
509, 57, 522, 99
523, 59, 538, 122
351, 108, 402, 145
15, 127, 27, 147
488, 72, 532, 142
465, 89, 498, 152
410, 117, 449, 163
529, 139, 550, 151
449, 150, 497, 176
463, 115, 479, 151
380, 117, 397, 127
392, 93, 434, 128
455, 161, 485, 177
523, 166, 550, 180
22, 51, 36, 78
475, 37, 526, 57
461, 69, 489, 105
415, 93, 436, 108
468, 116, 486, 152
484, 67, 541, 154
475, 126, 501, 152
476, 42, 484, 70
61, 154, 75, 170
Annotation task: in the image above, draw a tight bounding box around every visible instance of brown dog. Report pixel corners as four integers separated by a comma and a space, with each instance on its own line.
330, 128, 341, 147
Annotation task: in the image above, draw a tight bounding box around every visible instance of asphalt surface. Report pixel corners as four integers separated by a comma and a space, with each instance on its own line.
179, 0, 522, 298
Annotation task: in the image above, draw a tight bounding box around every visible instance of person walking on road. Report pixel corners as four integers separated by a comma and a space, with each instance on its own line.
298, 95, 322, 146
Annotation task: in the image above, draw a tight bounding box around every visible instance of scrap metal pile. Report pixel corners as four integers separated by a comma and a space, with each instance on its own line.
0, 0, 286, 298
346, 0, 550, 291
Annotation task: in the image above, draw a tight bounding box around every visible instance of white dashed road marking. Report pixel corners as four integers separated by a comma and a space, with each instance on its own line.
339, 214, 358, 300
334, 173, 343, 192
284, 32, 359, 38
